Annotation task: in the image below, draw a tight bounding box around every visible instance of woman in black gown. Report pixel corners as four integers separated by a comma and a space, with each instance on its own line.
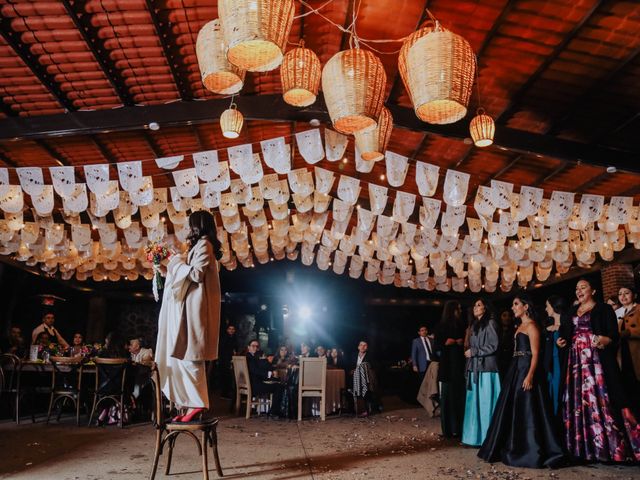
478, 294, 564, 468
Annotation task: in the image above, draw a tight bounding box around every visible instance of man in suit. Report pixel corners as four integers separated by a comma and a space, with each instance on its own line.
411, 325, 433, 383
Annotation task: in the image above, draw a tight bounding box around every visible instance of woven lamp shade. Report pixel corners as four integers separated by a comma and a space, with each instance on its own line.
219, 0, 295, 73
469, 110, 495, 147
321, 48, 387, 135
354, 107, 393, 161
220, 106, 244, 139
280, 46, 321, 107
399, 24, 475, 124
196, 19, 245, 95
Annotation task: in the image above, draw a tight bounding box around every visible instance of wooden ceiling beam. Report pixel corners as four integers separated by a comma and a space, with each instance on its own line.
495, 0, 605, 124
547, 43, 640, 136
0, 15, 75, 112
475, 0, 517, 61
387, 1, 430, 104
339, 0, 356, 52
533, 161, 569, 187
145, 0, 193, 101
1, 94, 640, 173
62, 0, 135, 107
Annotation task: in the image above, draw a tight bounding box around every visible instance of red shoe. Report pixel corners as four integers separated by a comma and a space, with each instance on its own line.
171, 415, 183, 422
178, 408, 205, 423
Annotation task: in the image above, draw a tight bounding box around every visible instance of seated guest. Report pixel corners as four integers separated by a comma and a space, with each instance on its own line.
315, 345, 327, 358
351, 340, 378, 417
1, 325, 26, 358
271, 345, 292, 368
31, 312, 69, 349
299, 342, 312, 358
246, 340, 283, 414
328, 347, 344, 369
129, 338, 154, 364
98, 331, 128, 359
96, 332, 130, 425
69, 332, 85, 357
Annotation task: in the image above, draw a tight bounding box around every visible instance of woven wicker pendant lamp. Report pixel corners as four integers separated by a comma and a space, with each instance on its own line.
196, 19, 245, 95
354, 107, 393, 161
399, 22, 475, 125
280, 43, 321, 107
218, 0, 295, 73
220, 103, 243, 139
322, 48, 387, 135
469, 109, 495, 147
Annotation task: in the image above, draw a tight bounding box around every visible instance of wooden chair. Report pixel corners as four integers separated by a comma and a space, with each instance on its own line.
0, 354, 21, 423
298, 357, 327, 421
47, 356, 84, 425
88, 357, 129, 428
231, 355, 272, 419
148, 364, 223, 480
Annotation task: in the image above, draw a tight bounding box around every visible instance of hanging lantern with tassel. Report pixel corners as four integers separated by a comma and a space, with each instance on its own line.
322, 48, 386, 134
399, 22, 475, 125
196, 19, 245, 95
220, 103, 243, 139
218, 0, 295, 73
469, 109, 495, 147
354, 107, 393, 161
280, 43, 321, 107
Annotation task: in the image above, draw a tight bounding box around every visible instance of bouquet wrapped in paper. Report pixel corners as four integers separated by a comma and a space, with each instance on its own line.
144, 242, 172, 301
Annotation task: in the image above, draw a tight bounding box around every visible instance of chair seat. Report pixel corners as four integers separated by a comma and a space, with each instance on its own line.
301, 390, 323, 397
166, 418, 219, 431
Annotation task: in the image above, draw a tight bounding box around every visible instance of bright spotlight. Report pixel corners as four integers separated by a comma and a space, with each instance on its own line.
299, 305, 312, 320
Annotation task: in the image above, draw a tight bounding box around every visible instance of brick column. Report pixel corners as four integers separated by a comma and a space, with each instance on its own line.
600, 264, 634, 301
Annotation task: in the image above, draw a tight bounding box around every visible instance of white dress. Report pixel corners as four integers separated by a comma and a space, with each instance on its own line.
156, 255, 209, 408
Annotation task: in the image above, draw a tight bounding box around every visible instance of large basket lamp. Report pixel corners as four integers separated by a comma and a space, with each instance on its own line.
354, 107, 393, 161
321, 48, 387, 135
196, 19, 245, 95
219, 0, 295, 73
280, 45, 321, 107
400, 23, 475, 125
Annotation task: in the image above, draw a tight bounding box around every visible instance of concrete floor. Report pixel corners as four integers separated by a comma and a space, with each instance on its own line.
1, 398, 639, 480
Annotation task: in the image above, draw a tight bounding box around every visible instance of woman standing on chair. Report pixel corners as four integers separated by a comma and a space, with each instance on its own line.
156, 210, 222, 422
462, 298, 501, 447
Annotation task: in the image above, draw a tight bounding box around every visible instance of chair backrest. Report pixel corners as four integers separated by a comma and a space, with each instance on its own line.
231, 356, 250, 392
93, 357, 129, 394
149, 363, 165, 429
0, 353, 20, 393
299, 357, 326, 392
50, 356, 83, 389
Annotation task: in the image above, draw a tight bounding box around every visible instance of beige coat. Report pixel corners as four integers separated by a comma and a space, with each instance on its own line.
170, 237, 221, 362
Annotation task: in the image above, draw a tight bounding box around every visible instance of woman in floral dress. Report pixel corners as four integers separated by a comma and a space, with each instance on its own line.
557, 278, 640, 463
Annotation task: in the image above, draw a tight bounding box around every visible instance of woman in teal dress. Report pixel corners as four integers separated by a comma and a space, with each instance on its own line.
543, 295, 566, 416
462, 298, 501, 447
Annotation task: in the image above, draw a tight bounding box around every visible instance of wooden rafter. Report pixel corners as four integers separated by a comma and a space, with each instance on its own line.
495, 0, 606, 124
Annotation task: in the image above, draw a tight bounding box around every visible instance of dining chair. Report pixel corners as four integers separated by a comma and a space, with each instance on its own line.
148, 364, 223, 480
231, 355, 271, 419
88, 357, 129, 428
46, 356, 84, 425
298, 357, 327, 421
0, 353, 21, 423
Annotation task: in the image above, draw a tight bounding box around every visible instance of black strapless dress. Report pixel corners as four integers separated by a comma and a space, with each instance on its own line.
478, 332, 565, 468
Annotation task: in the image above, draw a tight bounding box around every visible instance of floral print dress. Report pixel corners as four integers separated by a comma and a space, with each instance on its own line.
563, 312, 640, 462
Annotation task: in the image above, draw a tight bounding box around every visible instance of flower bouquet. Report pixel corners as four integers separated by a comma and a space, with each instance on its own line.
144, 242, 172, 301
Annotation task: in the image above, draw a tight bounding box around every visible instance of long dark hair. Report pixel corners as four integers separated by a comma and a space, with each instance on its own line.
469, 297, 494, 334
187, 210, 222, 260
512, 293, 538, 325
547, 295, 567, 316
440, 300, 465, 330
